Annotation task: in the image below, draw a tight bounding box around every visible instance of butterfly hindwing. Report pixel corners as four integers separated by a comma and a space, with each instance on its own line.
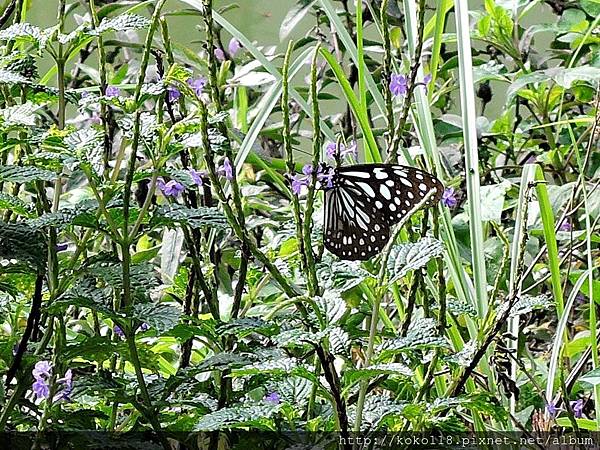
323, 188, 390, 260
323, 164, 443, 260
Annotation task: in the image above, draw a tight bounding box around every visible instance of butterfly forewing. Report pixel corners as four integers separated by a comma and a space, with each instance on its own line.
323, 164, 443, 261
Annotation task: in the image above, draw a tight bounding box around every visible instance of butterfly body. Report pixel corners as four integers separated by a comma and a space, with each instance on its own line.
323, 164, 443, 260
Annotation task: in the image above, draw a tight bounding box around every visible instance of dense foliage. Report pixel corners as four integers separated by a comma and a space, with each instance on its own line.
0, 0, 599, 448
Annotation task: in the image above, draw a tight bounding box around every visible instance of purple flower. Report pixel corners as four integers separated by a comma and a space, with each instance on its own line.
442, 187, 458, 208
546, 401, 558, 418
264, 392, 281, 404
214, 48, 225, 62
56, 369, 73, 401
188, 77, 207, 96
228, 38, 241, 56
559, 221, 572, 232
390, 73, 408, 97
140, 322, 150, 332
157, 178, 185, 197
189, 168, 205, 187
32, 378, 50, 399
291, 174, 309, 195
575, 292, 585, 303
113, 325, 125, 338
89, 112, 102, 125
324, 141, 358, 160
325, 142, 338, 159
56, 243, 69, 252
218, 157, 234, 180
167, 85, 181, 102
302, 164, 313, 176
423, 74, 432, 84
571, 399, 584, 418
32, 361, 52, 380
105, 86, 121, 98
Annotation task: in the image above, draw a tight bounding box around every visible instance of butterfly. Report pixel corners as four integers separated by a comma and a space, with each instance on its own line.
323, 164, 443, 260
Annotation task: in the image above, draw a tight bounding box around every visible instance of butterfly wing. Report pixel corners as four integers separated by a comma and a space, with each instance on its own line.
323, 186, 391, 260
337, 164, 443, 227
323, 164, 443, 260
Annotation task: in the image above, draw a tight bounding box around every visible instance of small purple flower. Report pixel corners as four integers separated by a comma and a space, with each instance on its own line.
291, 174, 309, 195
559, 221, 572, 232
105, 86, 121, 98
113, 325, 125, 338
189, 168, 205, 187
188, 77, 207, 96
218, 157, 234, 180
56, 369, 73, 401
264, 392, 281, 404
423, 74, 432, 85
325, 141, 358, 160
442, 187, 458, 208
157, 178, 185, 197
302, 164, 313, 176
228, 38, 241, 56
56, 243, 69, 252
571, 399, 584, 418
167, 85, 181, 102
325, 142, 338, 159
390, 73, 408, 97
546, 401, 558, 418
575, 292, 586, 303
89, 112, 102, 125
32, 361, 52, 380
140, 322, 150, 332
32, 378, 50, 399
214, 48, 225, 62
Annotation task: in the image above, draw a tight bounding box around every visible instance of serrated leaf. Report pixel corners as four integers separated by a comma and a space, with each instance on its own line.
153, 204, 228, 230
0, 165, 56, 183
197, 353, 254, 372
314, 291, 346, 325
270, 376, 312, 406
29, 201, 99, 230
0, 102, 42, 127
0, 221, 46, 271
446, 340, 477, 367
508, 294, 553, 317
446, 298, 477, 317
377, 318, 447, 355
194, 403, 280, 431
0, 68, 30, 85
0, 23, 50, 48
0, 192, 33, 217
328, 327, 350, 356
350, 395, 406, 430
317, 255, 371, 293
132, 303, 180, 333
344, 363, 413, 385
65, 128, 104, 175
51, 278, 115, 316
387, 237, 444, 282
95, 14, 151, 33
273, 328, 322, 348
231, 357, 298, 376
218, 318, 278, 337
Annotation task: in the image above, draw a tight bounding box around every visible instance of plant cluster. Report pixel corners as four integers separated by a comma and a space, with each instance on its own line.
0, 0, 598, 448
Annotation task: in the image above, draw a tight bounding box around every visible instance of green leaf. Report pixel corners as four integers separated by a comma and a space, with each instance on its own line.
230, 357, 298, 376
345, 363, 413, 385
0, 192, 33, 217
0, 221, 46, 271
152, 204, 228, 230
314, 291, 347, 325
580, 368, 600, 387
377, 318, 447, 355
0, 68, 30, 85
387, 237, 444, 283
508, 294, 553, 317
0, 102, 42, 127
279, 1, 316, 41
51, 278, 115, 316
194, 403, 280, 431
317, 255, 371, 293
132, 303, 180, 334
0, 23, 50, 48
95, 14, 150, 34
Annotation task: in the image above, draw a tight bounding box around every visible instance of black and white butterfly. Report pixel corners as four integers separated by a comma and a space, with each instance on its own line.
323, 164, 443, 260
